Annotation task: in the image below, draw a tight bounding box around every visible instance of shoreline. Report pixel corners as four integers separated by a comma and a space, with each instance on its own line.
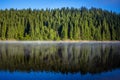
0, 40, 120, 43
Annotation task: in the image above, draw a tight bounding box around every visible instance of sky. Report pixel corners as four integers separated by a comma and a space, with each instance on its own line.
0, 0, 120, 13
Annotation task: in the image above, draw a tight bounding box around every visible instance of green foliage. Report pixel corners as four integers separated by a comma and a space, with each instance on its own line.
0, 7, 120, 40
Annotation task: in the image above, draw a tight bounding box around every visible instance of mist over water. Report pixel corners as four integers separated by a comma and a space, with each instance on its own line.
0, 42, 120, 80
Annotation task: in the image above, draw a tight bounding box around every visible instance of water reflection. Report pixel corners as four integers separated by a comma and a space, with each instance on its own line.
0, 42, 120, 74
1, 69, 120, 80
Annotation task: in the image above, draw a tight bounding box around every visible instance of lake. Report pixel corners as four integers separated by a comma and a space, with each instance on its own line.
0, 41, 120, 80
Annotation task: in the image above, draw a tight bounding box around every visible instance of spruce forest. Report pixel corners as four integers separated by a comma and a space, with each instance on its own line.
0, 7, 120, 40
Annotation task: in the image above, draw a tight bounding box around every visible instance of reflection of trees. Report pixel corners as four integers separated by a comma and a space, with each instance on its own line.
0, 43, 120, 74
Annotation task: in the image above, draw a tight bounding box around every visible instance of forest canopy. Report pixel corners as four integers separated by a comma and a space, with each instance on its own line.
0, 7, 120, 40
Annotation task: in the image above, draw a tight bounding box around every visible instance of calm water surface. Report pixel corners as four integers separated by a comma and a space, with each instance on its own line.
0, 42, 120, 80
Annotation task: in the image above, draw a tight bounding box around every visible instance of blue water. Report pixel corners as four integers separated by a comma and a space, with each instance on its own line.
0, 42, 120, 80
0, 69, 120, 80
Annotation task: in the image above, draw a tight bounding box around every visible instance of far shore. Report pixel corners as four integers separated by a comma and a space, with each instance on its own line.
0, 40, 120, 43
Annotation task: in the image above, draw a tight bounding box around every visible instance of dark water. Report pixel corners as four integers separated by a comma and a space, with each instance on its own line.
0, 42, 120, 80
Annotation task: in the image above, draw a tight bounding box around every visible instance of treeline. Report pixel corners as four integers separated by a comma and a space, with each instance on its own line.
0, 7, 120, 40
